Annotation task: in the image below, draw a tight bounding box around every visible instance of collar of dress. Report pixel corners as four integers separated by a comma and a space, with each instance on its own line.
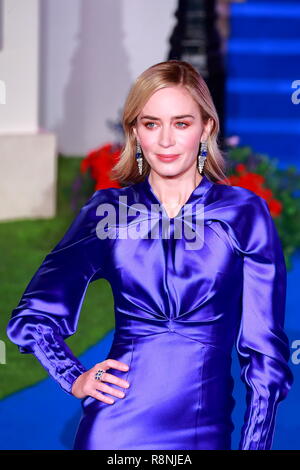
136, 173, 214, 220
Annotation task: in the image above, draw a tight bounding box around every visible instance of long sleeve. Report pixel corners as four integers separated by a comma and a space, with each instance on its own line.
235, 194, 294, 450
6, 189, 107, 396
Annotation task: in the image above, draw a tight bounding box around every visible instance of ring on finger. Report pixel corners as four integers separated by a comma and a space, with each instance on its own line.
95, 369, 106, 381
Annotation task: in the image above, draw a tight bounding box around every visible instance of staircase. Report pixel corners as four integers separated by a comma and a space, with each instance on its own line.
225, 1, 300, 168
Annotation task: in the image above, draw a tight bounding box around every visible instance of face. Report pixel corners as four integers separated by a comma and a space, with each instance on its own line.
133, 85, 213, 178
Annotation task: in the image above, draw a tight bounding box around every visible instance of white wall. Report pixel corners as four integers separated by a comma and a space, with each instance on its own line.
0, 0, 39, 133
40, 0, 178, 155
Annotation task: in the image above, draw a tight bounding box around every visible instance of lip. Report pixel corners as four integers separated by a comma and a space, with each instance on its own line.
156, 154, 180, 161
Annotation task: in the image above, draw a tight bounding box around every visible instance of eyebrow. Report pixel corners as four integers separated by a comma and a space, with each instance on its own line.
140, 114, 195, 120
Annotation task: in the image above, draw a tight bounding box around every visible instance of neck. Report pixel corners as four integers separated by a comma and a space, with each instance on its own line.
148, 171, 202, 206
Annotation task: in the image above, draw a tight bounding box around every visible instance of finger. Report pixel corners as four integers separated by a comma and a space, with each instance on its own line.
102, 359, 130, 371
95, 382, 126, 398
90, 390, 115, 404
99, 371, 130, 389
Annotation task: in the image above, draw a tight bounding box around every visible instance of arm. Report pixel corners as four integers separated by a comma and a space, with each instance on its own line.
6, 190, 107, 396
235, 195, 294, 450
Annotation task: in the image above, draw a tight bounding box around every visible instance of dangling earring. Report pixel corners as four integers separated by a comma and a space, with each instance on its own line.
136, 141, 143, 175
197, 141, 207, 174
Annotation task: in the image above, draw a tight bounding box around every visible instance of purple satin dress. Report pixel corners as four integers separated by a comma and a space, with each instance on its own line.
6, 174, 294, 450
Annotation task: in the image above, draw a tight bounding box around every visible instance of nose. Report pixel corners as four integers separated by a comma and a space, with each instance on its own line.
158, 125, 175, 148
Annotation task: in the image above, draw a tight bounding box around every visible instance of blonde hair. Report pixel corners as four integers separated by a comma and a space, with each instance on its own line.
110, 60, 230, 186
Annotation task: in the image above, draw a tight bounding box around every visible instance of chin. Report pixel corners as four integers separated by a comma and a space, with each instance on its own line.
154, 169, 185, 179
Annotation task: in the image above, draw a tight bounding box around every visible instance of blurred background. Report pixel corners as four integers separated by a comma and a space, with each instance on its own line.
0, 0, 299, 450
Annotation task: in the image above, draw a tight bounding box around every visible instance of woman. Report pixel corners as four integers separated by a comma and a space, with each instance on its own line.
6, 60, 293, 450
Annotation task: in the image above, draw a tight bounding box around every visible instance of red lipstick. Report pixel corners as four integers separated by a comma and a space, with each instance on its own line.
156, 154, 180, 162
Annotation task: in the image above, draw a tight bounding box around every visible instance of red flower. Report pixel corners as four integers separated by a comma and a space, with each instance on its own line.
235, 163, 247, 174
81, 143, 122, 190
268, 199, 283, 217
227, 165, 283, 217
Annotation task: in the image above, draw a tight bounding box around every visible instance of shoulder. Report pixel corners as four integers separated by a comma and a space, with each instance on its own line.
89, 185, 134, 205
78, 185, 134, 218
208, 181, 269, 217
210, 180, 259, 200
203, 182, 275, 255
52, 186, 133, 252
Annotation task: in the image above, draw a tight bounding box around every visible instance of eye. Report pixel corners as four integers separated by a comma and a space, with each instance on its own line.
144, 122, 157, 129
143, 121, 189, 129
175, 122, 189, 128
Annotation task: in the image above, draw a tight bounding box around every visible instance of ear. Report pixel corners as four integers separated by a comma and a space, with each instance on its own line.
201, 118, 214, 141
132, 126, 137, 140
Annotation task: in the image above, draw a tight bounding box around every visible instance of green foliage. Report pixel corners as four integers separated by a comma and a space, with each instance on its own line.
226, 146, 300, 270
0, 156, 115, 399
